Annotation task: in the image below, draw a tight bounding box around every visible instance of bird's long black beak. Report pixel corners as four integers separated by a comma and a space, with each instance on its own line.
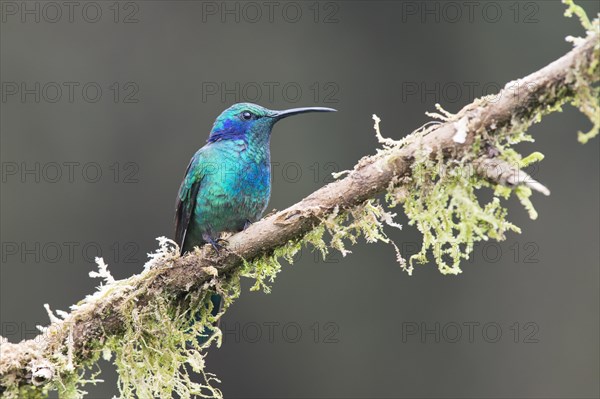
271, 106, 337, 120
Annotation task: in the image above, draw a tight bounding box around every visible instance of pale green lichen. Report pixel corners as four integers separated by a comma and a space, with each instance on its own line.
398, 150, 520, 275
240, 200, 406, 293
563, 0, 593, 30
563, 0, 600, 143
4, 238, 229, 399
570, 67, 600, 143
241, 236, 304, 293
390, 131, 547, 275
100, 238, 233, 399
105, 291, 224, 399
8, 386, 50, 399
53, 368, 102, 399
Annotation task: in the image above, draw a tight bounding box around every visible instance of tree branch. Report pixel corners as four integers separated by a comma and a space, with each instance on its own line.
1, 18, 598, 398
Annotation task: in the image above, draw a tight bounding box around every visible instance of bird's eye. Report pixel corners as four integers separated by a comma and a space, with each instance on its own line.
241, 111, 254, 120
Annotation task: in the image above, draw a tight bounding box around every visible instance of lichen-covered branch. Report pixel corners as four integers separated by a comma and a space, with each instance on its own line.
1, 8, 598, 399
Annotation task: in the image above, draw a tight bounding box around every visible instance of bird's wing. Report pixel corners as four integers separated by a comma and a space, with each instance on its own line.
174, 151, 204, 252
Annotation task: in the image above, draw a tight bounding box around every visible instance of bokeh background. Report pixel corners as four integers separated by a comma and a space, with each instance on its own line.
1, 1, 599, 398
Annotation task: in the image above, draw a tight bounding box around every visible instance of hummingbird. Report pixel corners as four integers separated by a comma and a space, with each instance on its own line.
174, 102, 336, 338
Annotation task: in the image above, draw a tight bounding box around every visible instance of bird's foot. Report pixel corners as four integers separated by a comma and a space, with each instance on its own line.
243, 220, 253, 230
209, 241, 223, 254
216, 238, 229, 248
202, 234, 227, 255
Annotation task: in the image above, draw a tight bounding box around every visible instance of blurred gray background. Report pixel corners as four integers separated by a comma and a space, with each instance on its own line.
1, 1, 599, 398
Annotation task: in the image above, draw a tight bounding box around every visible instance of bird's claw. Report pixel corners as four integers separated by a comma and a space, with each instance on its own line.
215, 238, 229, 248
209, 241, 228, 255
209, 241, 223, 254
202, 234, 229, 255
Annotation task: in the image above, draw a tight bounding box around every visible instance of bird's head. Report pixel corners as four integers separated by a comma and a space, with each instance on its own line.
207, 102, 336, 144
